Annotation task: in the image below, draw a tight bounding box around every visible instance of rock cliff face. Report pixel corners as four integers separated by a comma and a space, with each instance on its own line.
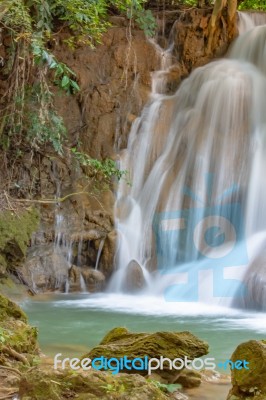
0, 6, 238, 292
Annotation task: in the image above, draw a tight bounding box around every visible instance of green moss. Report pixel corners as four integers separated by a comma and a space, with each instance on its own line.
229, 339, 266, 399
0, 293, 27, 322
83, 327, 208, 381
0, 294, 38, 364
0, 208, 39, 273
19, 369, 169, 400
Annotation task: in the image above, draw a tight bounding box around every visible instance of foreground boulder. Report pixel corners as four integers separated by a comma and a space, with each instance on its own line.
84, 327, 209, 381
0, 293, 39, 398
18, 369, 169, 400
0, 296, 170, 399
0, 293, 38, 366
227, 340, 266, 400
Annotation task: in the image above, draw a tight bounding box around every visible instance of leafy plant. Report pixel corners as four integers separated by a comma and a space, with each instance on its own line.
71, 148, 128, 183
239, 0, 266, 10
31, 38, 80, 94
1, 0, 157, 158
101, 382, 126, 394
148, 379, 182, 394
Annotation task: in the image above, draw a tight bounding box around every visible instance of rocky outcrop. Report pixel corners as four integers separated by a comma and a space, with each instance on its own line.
53, 9, 238, 154
84, 327, 209, 382
53, 17, 161, 159
227, 340, 266, 400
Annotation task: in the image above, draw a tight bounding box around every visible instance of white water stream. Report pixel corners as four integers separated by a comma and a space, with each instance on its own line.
110, 13, 266, 311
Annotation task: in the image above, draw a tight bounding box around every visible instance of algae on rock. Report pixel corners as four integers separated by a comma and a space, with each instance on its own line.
0, 208, 39, 277
84, 327, 209, 381
0, 293, 38, 366
18, 369, 169, 400
227, 339, 266, 400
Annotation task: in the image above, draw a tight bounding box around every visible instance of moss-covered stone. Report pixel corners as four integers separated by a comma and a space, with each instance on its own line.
227, 340, 266, 400
0, 293, 38, 365
0, 208, 39, 275
84, 327, 209, 381
18, 369, 169, 400
0, 292, 27, 321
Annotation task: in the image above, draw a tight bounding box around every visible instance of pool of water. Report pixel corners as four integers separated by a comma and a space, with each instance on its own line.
21, 292, 266, 366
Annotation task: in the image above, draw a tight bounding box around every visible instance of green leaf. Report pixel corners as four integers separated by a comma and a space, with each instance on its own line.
61, 75, 70, 88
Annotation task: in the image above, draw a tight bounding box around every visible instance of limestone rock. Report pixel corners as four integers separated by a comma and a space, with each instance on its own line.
124, 260, 145, 292
81, 267, 106, 292
84, 327, 209, 381
20, 244, 69, 292
227, 340, 266, 400
174, 368, 202, 388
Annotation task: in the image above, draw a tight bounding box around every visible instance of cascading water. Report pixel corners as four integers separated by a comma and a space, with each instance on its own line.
95, 238, 105, 271
111, 14, 266, 310
238, 11, 266, 34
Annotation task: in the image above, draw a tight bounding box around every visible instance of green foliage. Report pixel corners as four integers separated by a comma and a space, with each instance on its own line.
134, 8, 156, 36
71, 148, 127, 183
51, 0, 110, 46
101, 381, 126, 394
1, 0, 156, 157
31, 39, 80, 94
26, 109, 66, 154
149, 379, 182, 394
239, 0, 266, 11
1, 0, 32, 32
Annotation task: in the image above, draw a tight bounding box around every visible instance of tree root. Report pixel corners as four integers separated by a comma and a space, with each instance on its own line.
0, 365, 22, 376
2, 346, 29, 366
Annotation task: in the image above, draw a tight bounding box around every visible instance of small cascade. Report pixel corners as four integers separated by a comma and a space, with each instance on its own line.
238, 11, 266, 34
65, 279, 70, 294
112, 13, 266, 308
149, 39, 174, 94
95, 238, 105, 270
77, 238, 84, 266
229, 24, 266, 75
80, 273, 88, 293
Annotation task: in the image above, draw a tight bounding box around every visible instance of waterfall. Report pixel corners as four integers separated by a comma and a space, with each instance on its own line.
112, 15, 266, 309
238, 11, 266, 34
95, 238, 105, 270
80, 274, 88, 293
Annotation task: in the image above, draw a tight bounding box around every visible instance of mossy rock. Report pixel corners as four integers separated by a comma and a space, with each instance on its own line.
84, 327, 209, 380
227, 340, 266, 400
0, 294, 38, 364
0, 208, 39, 275
19, 369, 169, 400
0, 292, 27, 322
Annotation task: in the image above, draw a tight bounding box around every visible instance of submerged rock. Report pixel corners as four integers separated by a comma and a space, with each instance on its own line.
84, 327, 209, 381
227, 340, 266, 400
